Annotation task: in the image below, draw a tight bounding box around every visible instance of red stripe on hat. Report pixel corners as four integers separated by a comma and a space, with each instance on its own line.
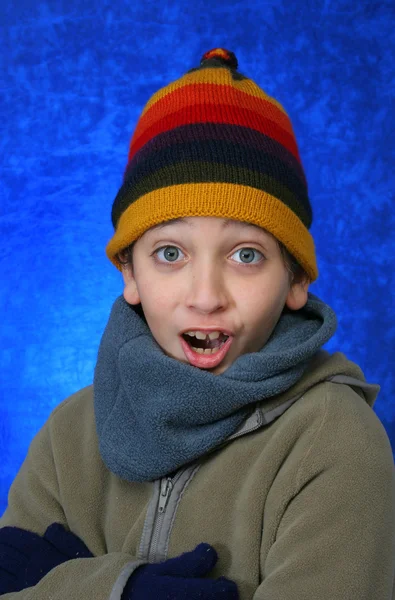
128, 103, 301, 164
135, 83, 293, 143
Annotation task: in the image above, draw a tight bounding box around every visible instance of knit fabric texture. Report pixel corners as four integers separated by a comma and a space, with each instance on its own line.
121, 543, 239, 600
0, 524, 93, 594
106, 48, 318, 282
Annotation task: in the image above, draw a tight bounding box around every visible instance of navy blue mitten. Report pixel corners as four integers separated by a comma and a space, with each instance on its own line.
122, 542, 239, 600
0, 523, 93, 594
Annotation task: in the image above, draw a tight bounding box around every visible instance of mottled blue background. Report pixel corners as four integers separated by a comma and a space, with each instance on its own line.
1, 1, 394, 515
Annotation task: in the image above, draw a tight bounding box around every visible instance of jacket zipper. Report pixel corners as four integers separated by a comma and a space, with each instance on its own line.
148, 410, 267, 560
148, 472, 182, 562
147, 413, 265, 561
158, 477, 173, 513
142, 406, 284, 562
146, 413, 264, 562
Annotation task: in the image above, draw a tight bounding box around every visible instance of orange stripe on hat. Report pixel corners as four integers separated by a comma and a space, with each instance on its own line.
141, 67, 288, 118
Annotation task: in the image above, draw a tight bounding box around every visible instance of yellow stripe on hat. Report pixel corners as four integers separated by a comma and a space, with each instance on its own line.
106, 182, 318, 282
141, 68, 288, 118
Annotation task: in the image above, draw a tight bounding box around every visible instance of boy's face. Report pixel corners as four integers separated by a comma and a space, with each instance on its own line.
122, 217, 309, 375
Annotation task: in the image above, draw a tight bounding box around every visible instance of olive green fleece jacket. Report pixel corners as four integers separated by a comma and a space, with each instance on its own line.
1, 350, 395, 599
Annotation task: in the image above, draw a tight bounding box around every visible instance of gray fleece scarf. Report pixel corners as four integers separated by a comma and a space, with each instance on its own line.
94, 293, 337, 482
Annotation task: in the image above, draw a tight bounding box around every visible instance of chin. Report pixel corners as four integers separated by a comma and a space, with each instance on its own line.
209, 362, 230, 375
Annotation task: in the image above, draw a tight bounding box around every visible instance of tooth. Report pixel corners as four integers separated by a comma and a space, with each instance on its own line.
203, 348, 212, 354
208, 331, 220, 340
186, 331, 196, 337
194, 331, 206, 340
195, 347, 204, 354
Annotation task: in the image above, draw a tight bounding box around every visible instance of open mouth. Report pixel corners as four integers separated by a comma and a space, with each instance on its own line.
179, 331, 233, 369
181, 331, 229, 355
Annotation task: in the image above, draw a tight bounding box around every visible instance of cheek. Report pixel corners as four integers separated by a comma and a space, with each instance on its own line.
139, 268, 185, 302
137, 278, 178, 322
237, 281, 287, 323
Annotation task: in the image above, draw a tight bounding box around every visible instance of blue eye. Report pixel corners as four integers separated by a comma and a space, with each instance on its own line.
154, 246, 264, 265
231, 248, 263, 264
155, 246, 184, 262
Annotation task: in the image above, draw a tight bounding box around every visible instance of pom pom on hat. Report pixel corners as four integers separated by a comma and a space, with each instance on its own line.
200, 48, 238, 70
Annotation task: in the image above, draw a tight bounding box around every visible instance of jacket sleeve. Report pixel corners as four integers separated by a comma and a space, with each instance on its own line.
0, 555, 144, 600
253, 384, 395, 600
0, 410, 144, 600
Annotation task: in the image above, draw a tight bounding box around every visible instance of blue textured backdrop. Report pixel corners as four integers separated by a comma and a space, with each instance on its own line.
1, 1, 394, 516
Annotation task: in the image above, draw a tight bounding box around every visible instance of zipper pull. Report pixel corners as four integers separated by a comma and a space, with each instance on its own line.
158, 477, 173, 514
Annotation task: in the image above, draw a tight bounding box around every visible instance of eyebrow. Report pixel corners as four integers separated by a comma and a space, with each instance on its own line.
149, 217, 267, 235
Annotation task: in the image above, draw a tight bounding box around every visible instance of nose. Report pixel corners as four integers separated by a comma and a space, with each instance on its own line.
185, 262, 229, 314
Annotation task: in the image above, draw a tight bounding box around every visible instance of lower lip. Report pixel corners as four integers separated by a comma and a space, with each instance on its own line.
179, 335, 233, 369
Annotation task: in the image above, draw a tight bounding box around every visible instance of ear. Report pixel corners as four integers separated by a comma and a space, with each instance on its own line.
285, 278, 310, 311
121, 264, 141, 305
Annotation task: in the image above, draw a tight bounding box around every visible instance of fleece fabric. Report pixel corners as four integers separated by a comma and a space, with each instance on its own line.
1, 351, 394, 600
94, 292, 337, 482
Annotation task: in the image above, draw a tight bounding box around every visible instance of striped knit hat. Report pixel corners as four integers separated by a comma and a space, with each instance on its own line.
106, 48, 318, 281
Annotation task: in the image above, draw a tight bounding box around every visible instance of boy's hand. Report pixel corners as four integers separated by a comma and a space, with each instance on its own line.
122, 542, 239, 599
0, 523, 93, 593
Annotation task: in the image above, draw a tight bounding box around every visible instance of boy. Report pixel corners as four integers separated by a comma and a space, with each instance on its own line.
1, 48, 394, 600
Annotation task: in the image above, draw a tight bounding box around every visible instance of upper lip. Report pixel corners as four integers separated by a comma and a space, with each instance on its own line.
180, 327, 234, 337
